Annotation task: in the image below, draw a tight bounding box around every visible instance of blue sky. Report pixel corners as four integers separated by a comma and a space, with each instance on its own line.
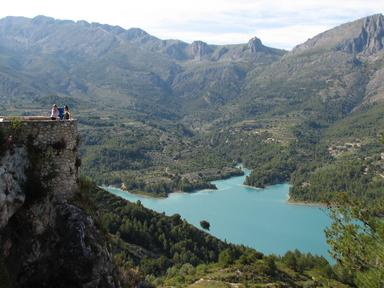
1, 0, 383, 49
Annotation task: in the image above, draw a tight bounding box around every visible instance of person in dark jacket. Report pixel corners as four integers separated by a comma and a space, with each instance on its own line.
64, 105, 71, 120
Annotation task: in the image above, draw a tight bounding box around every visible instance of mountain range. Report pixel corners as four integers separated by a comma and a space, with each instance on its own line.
0, 14, 383, 123
0, 14, 384, 201
0, 15, 283, 120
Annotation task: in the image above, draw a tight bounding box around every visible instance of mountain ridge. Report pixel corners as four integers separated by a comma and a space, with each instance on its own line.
0, 13, 383, 125
0, 14, 285, 123
0, 15, 282, 58
0, 16, 282, 63
291, 13, 384, 56
1, 13, 383, 57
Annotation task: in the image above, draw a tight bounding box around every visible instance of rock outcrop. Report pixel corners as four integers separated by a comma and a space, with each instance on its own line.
291, 14, 384, 56
247, 37, 270, 53
2, 200, 118, 288
339, 14, 384, 55
189, 40, 212, 59
0, 147, 28, 228
0, 120, 119, 288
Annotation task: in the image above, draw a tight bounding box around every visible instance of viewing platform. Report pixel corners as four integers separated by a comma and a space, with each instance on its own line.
0, 116, 75, 122
0, 116, 78, 149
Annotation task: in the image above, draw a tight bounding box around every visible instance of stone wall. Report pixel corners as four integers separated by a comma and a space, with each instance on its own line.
0, 120, 79, 200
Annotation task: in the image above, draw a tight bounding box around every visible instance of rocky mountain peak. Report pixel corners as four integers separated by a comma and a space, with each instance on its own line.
248, 36, 269, 53
125, 27, 150, 39
345, 13, 384, 55
31, 15, 57, 25
292, 14, 384, 56
189, 40, 212, 59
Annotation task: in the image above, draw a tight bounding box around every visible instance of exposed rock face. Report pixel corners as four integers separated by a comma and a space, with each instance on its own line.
2, 201, 117, 288
0, 120, 79, 200
292, 14, 384, 56
0, 148, 28, 228
339, 14, 384, 55
248, 37, 269, 53
189, 40, 212, 59
0, 120, 119, 288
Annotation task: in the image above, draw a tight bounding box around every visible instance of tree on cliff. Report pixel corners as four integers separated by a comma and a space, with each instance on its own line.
200, 220, 210, 230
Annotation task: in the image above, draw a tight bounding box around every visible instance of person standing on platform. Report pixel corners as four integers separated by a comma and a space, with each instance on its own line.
50, 104, 59, 120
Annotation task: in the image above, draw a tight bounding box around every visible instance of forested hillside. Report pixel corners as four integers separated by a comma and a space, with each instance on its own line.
75, 178, 348, 287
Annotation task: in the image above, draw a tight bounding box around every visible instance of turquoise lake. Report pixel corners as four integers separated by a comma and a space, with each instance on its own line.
104, 170, 333, 262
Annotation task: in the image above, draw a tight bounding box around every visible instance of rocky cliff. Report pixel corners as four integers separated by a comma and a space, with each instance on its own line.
0, 119, 119, 288
247, 37, 270, 53
292, 14, 384, 56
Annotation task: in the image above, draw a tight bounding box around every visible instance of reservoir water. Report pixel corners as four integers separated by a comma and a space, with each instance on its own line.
105, 170, 333, 261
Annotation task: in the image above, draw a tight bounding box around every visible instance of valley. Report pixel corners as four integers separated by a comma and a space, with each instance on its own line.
0, 12, 384, 287
1, 14, 383, 203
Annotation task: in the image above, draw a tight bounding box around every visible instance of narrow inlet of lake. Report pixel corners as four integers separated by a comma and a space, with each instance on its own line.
104, 170, 333, 262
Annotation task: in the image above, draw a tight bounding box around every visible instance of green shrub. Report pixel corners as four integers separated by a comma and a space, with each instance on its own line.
218, 249, 236, 267
10, 117, 22, 131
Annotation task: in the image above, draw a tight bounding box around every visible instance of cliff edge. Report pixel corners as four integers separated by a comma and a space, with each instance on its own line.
0, 119, 119, 288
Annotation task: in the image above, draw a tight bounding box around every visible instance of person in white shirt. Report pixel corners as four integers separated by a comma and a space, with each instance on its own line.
50, 104, 59, 120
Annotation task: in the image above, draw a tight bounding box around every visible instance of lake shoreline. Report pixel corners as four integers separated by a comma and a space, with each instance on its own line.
101, 186, 167, 199
105, 175, 333, 262
104, 186, 328, 210
240, 184, 263, 190
101, 185, 220, 199
287, 197, 328, 208
104, 166, 327, 210
101, 167, 246, 199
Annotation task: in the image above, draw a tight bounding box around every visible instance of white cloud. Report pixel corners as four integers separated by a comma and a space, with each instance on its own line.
0, 0, 383, 49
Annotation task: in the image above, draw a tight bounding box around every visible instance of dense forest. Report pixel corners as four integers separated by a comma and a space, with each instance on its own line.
76, 100, 384, 203
78, 117, 243, 196
241, 110, 384, 203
